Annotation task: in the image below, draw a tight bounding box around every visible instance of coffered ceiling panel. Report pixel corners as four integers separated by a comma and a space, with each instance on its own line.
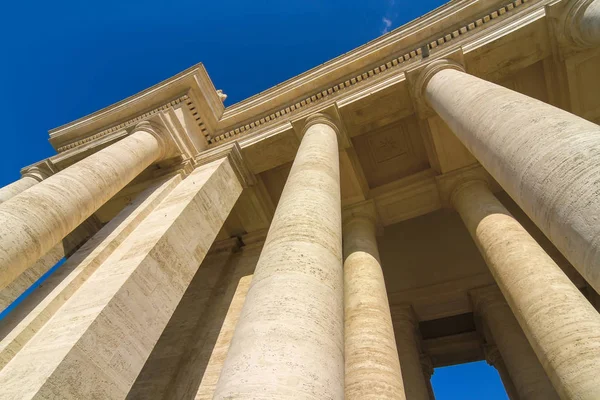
352, 116, 429, 188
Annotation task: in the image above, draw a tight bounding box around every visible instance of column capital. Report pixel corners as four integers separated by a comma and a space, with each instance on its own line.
291, 104, 351, 149
20, 159, 56, 182
420, 354, 434, 378
483, 344, 502, 367
561, 0, 598, 48
469, 285, 507, 317
194, 142, 256, 188
435, 164, 498, 208
133, 119, 178, 161
407, 50, 465, 118
342, 200, 379, 230
391, 302, 419, 327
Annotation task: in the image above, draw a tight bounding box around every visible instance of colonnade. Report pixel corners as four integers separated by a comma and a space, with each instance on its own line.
0, 0, 599, 398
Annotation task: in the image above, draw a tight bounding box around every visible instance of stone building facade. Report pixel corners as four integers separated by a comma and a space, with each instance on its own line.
0, 0, 600, 398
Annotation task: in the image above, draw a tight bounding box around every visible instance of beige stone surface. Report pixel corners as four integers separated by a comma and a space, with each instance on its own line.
0, 174, 181, 369
391, 305, 431, 400
0, 215, 100, 317
452, 180, 600, 399
0, 158, 242, 399
0, 128, 168, 292
162, 241, 261, 400
127, 246, 236, 399
214, 120, 344, 399
472, 285, 559, 400
0, 177, 38, 205
343, 201, 404, 400
2, 1, 600, 398
423, 64, 600, 294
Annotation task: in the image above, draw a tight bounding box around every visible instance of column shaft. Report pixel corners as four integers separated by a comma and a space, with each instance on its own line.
344, 207, 404, 399
392, 306, 430, 400
0, 174, 181, 369
453, 181, 600, 399
214, 120, 344, 399
174, 244, 261, 400
0, 128, 166, 290
474, 287, 559, 400
0, 177, 38, 204
0, 158, 243, 399
484, 346, 519, 400
424, 67, 600, 293
0, 216, 100, 313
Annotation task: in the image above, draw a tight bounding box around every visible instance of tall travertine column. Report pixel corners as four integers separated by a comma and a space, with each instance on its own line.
0, 177, 38, 204
0, 121, 173, 291
452, 180, 600, 399
391, 305, 430, 400
0, 160, 101, 312
483, 346, 518, 400
0, 160, 54, 205
419, 356, 436, 400
214, 114, 344, 399
565, 0, 600, 47
0, 216, 101, 313
343, 201, 404, 400
0, 155, 246, 399
127, 239, 239, 400
472, 286, 559, 400
0, 174, 182, 368
419, 60, 600, 293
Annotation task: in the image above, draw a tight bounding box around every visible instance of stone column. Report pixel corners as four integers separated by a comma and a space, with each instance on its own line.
0, 121, 173, 292
564, 0, 600, 47
0, 174, 182, 369
214, 114, 344, 399
0, 151, 249, 399
0, 177, 39, 205
483, 345, 519, 400
343, 201, 404, 400
0, 160, 54, 205
392, 305, 431, 400
417, 60, 600, 295
451, 180, 600, 399
419, 355, 436, 400
0, 160, 102, 312
472, 286, 559, 400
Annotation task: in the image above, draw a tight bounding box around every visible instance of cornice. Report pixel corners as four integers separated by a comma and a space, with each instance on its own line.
209, 0, 534, 145
49, 63, 221, 154
55, 95, 191, 153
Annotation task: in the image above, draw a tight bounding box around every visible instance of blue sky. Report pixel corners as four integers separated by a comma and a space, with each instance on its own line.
0, 0, 508, 398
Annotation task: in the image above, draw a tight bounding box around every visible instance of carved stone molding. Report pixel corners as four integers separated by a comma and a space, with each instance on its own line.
408, 54, 466, 118
291, 105, 351, 149
132, 120, 177, 161
20, 159, 57, 182
56, 95, 194, 153
342, 199, 379, 229
420, 354, 434, 378
483, 344, 502, 367
195, 142, 256, 188
210, 0, 530, 145
435, 164, 499, 208
562, 0, 598, 47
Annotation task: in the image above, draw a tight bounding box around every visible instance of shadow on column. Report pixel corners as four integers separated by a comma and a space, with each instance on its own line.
127, 245, 261, 400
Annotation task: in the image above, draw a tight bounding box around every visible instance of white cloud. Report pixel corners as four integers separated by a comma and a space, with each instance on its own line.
381, 17, 392, 34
